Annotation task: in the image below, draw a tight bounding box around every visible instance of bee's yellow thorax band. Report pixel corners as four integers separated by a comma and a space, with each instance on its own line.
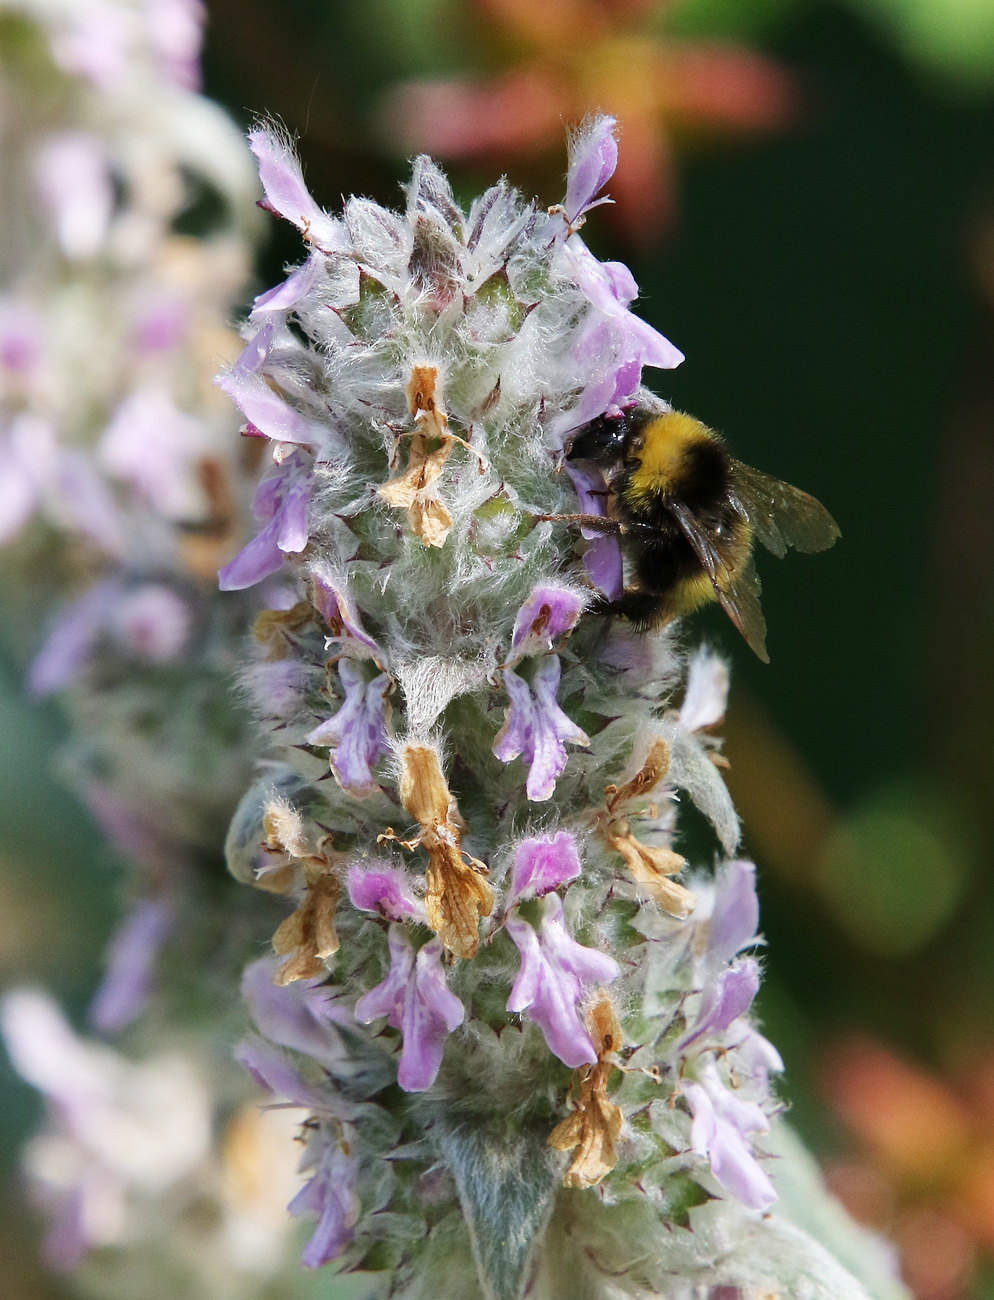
627, 411, 710, 503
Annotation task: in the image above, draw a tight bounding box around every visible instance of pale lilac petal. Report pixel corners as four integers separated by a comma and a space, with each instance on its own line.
681, 959, 760, 1052
306, 661, 391, 795
291, 1135, 359, 1267
563, 115, 618, 225
684, 1069, 776, 1210
89, 898, 176, 1033
242, 658, 311, 719
41, 1182, 89, 1272
505, 895, 618, 1068
252, 256, 321, 314
347, 863, 424, 922
354, 924, 413, 1029
509, 585, 585, 661
216, 367, 329, 449
564, 462, 624, 600
133, 294, 188, 354
0, 447, 40, 543
242, 957, 350, 1075
218, 451, 313, 590
680, 648, 730, 732
310, 570, 384, 664
248, 129, 342, 252
708, 860, 759, 967
509, 831, 582, 904
235, 1039, 330, 1113
0, 303, 42, 376
53, 447, 126, 554
397, 939, 464, 1091
34, 132, 114, 260
493, 659, 589, 802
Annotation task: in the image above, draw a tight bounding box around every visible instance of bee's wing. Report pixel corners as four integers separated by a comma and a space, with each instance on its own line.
667, 499, 770, 663
729, 461, 840, 559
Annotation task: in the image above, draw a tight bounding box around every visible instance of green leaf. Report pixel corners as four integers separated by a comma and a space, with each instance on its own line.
434, 1116, 563, 1300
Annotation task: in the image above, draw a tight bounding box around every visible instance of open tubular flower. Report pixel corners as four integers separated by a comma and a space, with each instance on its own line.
218, 115, 902, 1300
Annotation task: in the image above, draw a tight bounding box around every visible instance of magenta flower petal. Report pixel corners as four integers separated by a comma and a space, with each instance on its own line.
509, 831, 582, 904
248, 128, 343, 252
347, 863, 425, 922
506, 895, 618, 1068
493, 658, 589, 802
562, 115, 618, 226
354, 924, 413, 1030
509, 584, 586, 662
306, 660, 392, 796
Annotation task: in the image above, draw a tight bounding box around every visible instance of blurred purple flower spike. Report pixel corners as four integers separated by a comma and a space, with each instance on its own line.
89, 897, 177, 1033
291, 1133, 360, 1268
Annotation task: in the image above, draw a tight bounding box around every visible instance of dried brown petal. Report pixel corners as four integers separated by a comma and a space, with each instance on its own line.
252, 602, 314, 661
272, 869, 340, 985
549, 992, 624, 1189
607, 825, 695, 920
605, 740, 670, 814
397, 744, 493, 959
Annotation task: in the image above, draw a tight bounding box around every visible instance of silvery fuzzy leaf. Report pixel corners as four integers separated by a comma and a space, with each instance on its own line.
663, 725, 740, 855
434, 1116, 563, 1300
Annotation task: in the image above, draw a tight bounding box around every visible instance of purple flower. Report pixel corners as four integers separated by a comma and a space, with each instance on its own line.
561, 115, 618, 228
683, 1061, 777, 1211
218, 449, 313, 589
252, 255, 322, 316
564, 462, 624, 600
145, 0, 205, 90
708, 859, 760, 969
493, 657, 589, 801
505, 894, 619, 1068
680, 958, 761, 1053
311, 569, 386, 666
248, 128, 343, 253
354, 927, 464, 1092
291, 1130, 360, 1268
306, 659, 392, 796
242, 957, 357, 1077
508, 832, 582, 905
216, 324, 332, 452
347, 863, 425, 922
89, 898, 177, 1034
508, 584, 586, 663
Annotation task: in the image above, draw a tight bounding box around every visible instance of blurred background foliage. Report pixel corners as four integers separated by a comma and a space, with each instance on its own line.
7, 0, 994, 1295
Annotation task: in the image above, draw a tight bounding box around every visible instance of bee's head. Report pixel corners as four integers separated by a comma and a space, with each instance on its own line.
565, 410, 636, 463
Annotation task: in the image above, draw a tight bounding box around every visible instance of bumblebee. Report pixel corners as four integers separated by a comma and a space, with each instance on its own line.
562, 406, 839, 662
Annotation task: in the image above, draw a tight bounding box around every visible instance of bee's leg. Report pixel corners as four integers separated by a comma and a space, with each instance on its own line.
532, 512, 624, 535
